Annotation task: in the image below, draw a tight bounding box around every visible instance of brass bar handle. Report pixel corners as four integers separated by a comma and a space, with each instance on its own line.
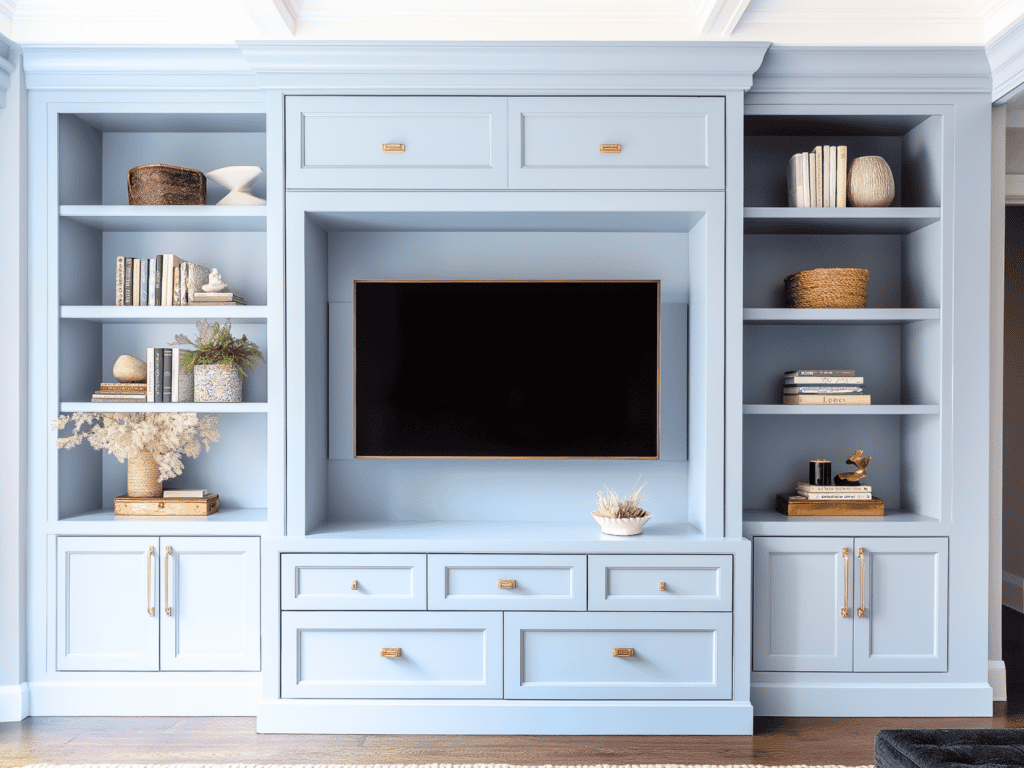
498, 579, 517, 589
612, 647, 635, 657
164, 545, 172, 617
858, 547, 866, 618
658, 581, 666, 591
380, 647, 401, 657
351, 579, 358, 590
841, 547, 850, 618
599, 144, 622, 153
146, 546, 155, 616
383, 143, 405, 153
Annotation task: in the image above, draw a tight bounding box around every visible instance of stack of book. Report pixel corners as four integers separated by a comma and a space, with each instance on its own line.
191, 290, 246, 307
777, 482, 883, 516
147, 347, 188, 403
115, 255, 211, 307
782, 369, 870, 405
91, 382, 147, 403
787, 145, 848, 208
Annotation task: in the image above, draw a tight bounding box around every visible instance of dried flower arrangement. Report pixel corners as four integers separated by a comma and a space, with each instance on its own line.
593, 479, 648, 519
52, 412, 220, 481
172, 319, 265, 377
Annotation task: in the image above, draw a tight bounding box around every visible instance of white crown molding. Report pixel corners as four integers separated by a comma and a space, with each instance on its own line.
0, 31, 16, 108
989, 14, 1024, 103
237, 40, 770, 94
979, 0, 1024, 42
19, 44, 258, 90
749, 45, 992, 94
0, 0, 14, 38
243, 0, 298, 37
694, 0, 753, 36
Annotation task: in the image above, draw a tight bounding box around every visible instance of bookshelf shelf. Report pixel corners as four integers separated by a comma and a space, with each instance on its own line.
52, 506, 269, 534
60, 205, 268, 232
60, 401, 269, 413
743, 207, 940, 235
60, 306, 268, 323
743, 404, 939, 415
743, 308, 939, 324
742, 509, 944, 537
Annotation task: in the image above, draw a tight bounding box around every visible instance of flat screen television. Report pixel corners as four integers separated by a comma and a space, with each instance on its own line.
354, 280, 660, 458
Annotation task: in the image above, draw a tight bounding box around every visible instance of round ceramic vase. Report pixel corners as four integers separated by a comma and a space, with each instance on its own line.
847, 155, 895, 207
193, 364, 242, 403
591, 511, 652, 536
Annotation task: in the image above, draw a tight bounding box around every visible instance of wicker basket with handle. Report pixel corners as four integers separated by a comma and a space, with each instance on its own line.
128, 164, 206, 205
784, 268, 869, 309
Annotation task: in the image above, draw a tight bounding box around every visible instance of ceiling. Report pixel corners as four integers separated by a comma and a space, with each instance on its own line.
2, 0, 1022, 46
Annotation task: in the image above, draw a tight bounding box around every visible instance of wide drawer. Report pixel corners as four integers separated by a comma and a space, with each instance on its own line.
427, 554, 587, 611
286, 96, 508, 189
504, 612, 732, 700
281, 611, 503, 699
509, 96, 724, 190
281, 553, 426, 610
588, 554, 733, 611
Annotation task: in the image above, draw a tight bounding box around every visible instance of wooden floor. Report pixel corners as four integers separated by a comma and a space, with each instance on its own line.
2, 608, 1022, 768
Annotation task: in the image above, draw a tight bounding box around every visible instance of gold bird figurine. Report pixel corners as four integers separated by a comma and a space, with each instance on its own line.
837, 449, 870, 484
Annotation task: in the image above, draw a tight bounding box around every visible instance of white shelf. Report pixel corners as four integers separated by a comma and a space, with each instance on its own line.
60, 306, 268, 323
743, 308, 940, 325
54, 507, 268, 534
743, 404, 939, 415
743, 207, 941, 235
60, 205, 267, 232
61, 401, 269, 413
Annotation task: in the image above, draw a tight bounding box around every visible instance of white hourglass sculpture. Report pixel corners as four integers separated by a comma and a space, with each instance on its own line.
206, 165, 265, 206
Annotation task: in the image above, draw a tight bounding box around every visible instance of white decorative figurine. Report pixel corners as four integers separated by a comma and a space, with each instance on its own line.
202, 268, 228, 293
205, 165, 266, 206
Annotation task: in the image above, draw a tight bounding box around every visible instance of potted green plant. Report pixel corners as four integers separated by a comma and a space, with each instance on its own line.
172, 319, 265, 403
591, 479, 651, 536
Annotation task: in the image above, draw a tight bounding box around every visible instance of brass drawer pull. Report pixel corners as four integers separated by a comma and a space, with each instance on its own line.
498, 579, 517, 589
612, 647, 635, 657
858, 547, 867, 618
383, 143, 405, 153
380, 647, 402, 657
351, 579, 358, 590
599, 144, 622, 153
658, 581, 666, 591
841, 547, 850, 618
146, 546, 155, 616
164, 545, 172, 617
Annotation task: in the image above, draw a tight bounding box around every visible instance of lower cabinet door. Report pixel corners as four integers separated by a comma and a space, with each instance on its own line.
57, 536, 160, 671
504, 612, 732, 700
281, 611, 503, 699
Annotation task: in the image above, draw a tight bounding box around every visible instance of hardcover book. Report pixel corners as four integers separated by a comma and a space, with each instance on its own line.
140, 259, 149, 307
163, 348, 172, 402
783, 394, 871, 405
784, 369, 855, 377
133, 258, 141, 306
784, 376, 864, 385
776, 494, 884, 516
783, 386, 864, 394
115, 256, 125, 306
796, 490, 873, 501
796, 482, 873, 493
837, 145, 848, 207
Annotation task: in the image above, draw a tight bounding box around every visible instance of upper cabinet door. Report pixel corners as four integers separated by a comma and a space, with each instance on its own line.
57, 536, 160, 671
753, 536, 854, 673
286, 96, 508, 189
159, 536, 261, 671
853, 537, 948, 673
508, 96, 725, 190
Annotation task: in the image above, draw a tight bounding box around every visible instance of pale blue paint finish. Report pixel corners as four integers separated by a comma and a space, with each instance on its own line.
281, 553, 427, 610
427, 554, 587, 611
744, 309, 941, 324
60, 206, 267, 232
508, 96, 725, 190
587, 554, 733, 612
286, 96, 508, 190
504, 611, 731, 700
742, 208, 941, 234
280, 611, 503, 699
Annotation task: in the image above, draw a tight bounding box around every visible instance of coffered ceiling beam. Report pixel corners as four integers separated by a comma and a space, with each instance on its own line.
693, 0, 752, 36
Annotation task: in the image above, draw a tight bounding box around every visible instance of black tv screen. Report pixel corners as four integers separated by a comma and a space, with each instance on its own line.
354, 280, 659, 458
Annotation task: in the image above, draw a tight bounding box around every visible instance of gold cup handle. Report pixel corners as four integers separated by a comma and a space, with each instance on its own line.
380, 647, 401, 657
164, 545, 172, 617
146, 546, 155, 616
857, 547, 866, 618
612, 647, 635, 657
841, 547, 850, 618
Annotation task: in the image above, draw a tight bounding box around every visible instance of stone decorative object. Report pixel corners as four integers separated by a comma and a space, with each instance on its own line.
206, 165, 266, 206
193, 363, 242, 403
847, 155, 895, 207
127, 164, 206, 205
835, 448, 871, 485
202, 268, 228, 293
591, 511, 652, 536
113, 354, 147, 383
127, 449, 162, 498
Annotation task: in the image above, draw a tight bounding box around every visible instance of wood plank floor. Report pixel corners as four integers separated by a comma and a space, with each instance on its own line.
2, 608, 1021, 768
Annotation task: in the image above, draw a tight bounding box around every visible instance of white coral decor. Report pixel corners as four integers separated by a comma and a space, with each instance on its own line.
591, 479, 651, 536
52, 412, 220, 482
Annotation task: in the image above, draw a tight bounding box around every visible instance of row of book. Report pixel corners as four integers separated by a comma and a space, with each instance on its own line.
777, 482, 883, 516
115, 255, 212, 307
787, 145, 848, 208
92, 348, 192, 403
781, 369, 871, 405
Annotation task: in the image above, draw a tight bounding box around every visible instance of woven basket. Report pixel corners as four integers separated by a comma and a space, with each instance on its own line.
127, 164, 206, 205
127, 450, 163, 498
784, 268, 869, 309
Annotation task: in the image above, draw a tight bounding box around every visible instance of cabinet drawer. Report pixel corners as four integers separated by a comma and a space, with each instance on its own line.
281, 611, 503, 699
286, 96, 507, 189
504, 612, 732, 700
427, 554, 587, 611
588, 554, 732, 611
509, 96, 724, 190
281, 554, 426, 610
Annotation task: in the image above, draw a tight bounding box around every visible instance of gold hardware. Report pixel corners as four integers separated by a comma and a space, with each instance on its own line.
351, 579, 358, 590
658, 581, 666, 591
157, 501, 165, 509
612, 647, 635, 657
841, 547, 850, 618
146, 546, 155, 616
383, 143, 405, 153
380, 647, 401, 657
599, 144, 622, 153
857, 547, 866, 618
498, 579, 517, 589
164, 545, 172, 617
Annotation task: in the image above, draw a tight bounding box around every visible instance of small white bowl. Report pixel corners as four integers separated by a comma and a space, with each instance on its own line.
591, 511, 652, 536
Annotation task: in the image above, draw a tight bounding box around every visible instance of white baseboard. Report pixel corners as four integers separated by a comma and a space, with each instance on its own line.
0, 682, 29, 722
1004, 570, 1023, 612
991, 659, 1008, 702
29, 680, 258, 716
